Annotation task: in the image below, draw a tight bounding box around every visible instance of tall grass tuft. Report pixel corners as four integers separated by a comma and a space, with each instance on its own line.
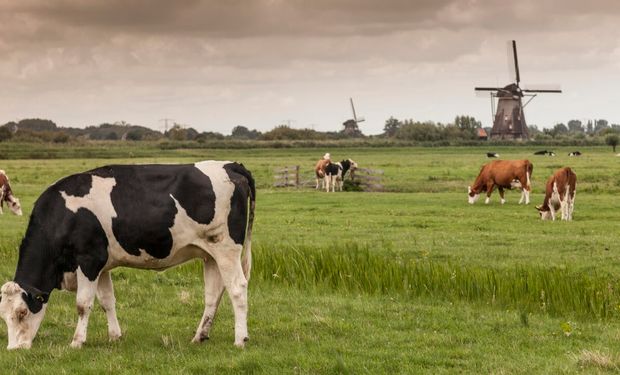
254, 243, 620, 321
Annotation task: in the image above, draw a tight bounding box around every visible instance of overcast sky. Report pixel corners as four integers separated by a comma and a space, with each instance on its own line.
1, 0, 619, 135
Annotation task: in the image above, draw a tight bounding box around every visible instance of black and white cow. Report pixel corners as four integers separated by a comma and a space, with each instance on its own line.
324, 159, 357, 192
486, 152, 499, 158
533, 150, 555, 156
568, 151, 582, 157
0, 161, 255, 350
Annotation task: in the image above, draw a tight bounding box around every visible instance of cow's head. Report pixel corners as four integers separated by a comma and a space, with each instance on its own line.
467, 186, 480, 204
535, 205, 553, 221
0, 282, 48, 349
6, 195, 22, 216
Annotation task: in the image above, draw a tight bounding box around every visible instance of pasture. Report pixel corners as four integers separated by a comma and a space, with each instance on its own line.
1, 145, 620, 373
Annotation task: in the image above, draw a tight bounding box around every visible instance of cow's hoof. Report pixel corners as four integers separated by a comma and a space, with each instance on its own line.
70, 340, 83, 349
108, 332, 122, 342
191, 335, 209, 344
234, 337, 249, 348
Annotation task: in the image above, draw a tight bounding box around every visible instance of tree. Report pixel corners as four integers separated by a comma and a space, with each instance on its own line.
567, 119, 584, 133
606, 134, 619, 153
231, 125, 261, 139
383, 117, 401, 137
595, 119, 609, 134
0, 126, 12, 142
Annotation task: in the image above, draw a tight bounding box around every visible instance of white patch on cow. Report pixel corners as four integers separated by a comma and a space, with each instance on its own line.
500, 198, 506, 205
484, 197, 490, 204
0, 282, 47, 350
467, 186, 480, 204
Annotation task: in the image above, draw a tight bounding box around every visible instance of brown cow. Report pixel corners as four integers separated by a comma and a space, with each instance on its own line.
536, 167, 576, 221
0, 170, 22, 216
314, 153, 331, 189
468, 160, 533, 205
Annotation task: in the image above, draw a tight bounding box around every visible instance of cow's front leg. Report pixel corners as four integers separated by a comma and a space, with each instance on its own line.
213, 247, 249, 348
324, 176, 330, 193
71, 268, 99, 348
192, 257, 224, 344
485, 185, 495, 204
498, 187, 506, 204
96, 271, 121, 341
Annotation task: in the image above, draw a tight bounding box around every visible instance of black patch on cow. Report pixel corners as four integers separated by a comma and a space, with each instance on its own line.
14, 186, 109, 312
55, 173, 93, 197
325, 163, 341, 176
223, 163, 254, 245
90, 164, 216, 259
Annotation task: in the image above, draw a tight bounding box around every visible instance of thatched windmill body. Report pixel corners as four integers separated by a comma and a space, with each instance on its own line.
475, 41, 562, 140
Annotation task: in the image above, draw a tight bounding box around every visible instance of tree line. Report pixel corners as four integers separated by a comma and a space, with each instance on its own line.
1, 117, 619, 148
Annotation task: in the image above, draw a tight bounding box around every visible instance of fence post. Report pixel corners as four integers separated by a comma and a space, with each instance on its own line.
295, 165, 300, 188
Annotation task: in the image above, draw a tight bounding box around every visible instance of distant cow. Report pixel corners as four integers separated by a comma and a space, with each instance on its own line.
534, 150, 555, 156
486, 152, 499, 158
536, 167, 576, 221
324, 159, 357, 192
0, 170, 22, 216
468, 160, 533, 205
568, 151, 582, 157
0, 161, 255, 350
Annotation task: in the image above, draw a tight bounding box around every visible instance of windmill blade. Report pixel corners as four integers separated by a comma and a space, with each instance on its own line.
507, 40, 520, 85
474, 87, 503, 91
523, 84, 562, 93
356, 117, 366, 123
350, 97, 358, 122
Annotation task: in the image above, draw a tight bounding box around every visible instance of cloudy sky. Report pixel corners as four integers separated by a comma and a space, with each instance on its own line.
1, 0, 619, 135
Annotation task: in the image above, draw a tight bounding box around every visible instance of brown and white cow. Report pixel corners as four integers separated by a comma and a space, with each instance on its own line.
468, 160, 533, 205
314, 153, 331, 189
0, 170, 22, 216
536, 167, 576, 221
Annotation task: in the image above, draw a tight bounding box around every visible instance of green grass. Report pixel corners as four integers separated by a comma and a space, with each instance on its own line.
1, 145, 620, 373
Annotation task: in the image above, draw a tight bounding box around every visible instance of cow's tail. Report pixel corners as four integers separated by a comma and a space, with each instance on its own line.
234, 163, 255, 281
526, 161, 533, 191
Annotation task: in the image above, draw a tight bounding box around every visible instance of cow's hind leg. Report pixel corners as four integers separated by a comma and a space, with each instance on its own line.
71, 268, 99, 348
97, 271, 121, 341
192, 257, 224, 343
212, 245, 249, 348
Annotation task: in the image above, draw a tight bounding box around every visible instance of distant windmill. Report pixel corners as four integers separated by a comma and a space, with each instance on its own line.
475, 40, 562, 140
342, 98, 365, 136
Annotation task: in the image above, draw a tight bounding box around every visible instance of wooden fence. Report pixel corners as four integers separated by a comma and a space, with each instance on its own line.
350, 168, 384, 192
274, 165, 384, 191
273, 165, 301, 187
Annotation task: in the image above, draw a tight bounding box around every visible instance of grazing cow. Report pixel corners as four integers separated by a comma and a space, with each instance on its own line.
534, 150, 555, 156
486, 152, 499, 158
468, 160, 533, 205
0, 170, 22, 216
324, 159, 357, 192
0, 161, 255, 350
568, 151, 582, 157
536, 167, 576, 221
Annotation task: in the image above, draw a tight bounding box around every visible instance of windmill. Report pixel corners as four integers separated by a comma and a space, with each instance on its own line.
342, 98, 365, 136
475, 40, 562, 140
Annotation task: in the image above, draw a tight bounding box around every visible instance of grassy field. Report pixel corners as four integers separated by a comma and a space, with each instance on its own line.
1, 145, 620, 373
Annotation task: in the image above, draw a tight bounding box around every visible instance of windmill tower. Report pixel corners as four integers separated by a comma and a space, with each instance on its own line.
475, 41, 562, 140
342, 98, 365, 136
